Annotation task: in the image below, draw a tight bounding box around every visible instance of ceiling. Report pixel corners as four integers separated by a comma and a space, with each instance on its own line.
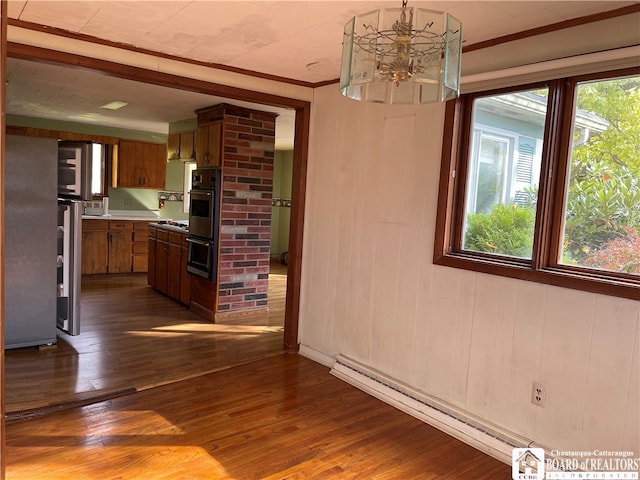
5, 57, 298, 148
5, 1, 637, 145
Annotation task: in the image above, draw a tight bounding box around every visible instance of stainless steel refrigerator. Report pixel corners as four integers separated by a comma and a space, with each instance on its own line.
5, 135, 58, 348
57, 199, 82, 336
56, 140, 91, 337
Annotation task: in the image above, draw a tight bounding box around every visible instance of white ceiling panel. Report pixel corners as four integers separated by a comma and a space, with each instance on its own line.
5, 1, 637, 147
10, 1, 636, 83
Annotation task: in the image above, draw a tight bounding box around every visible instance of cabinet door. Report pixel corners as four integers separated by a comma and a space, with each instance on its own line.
167, 243, 182, 300
116, 140, 166, 189
180, 131, 195, 160
108, 231, 132, 273
195, 122, 222, 167
167, 133, 180, 160
132, 222, 149, 273
116, 140, 141, 187
155, 239, 169, 294
148, 236, 157, 287
179, 243, 191, 305
195, 125, 208, 167
141, 142, 167, 189
82, 230, 108, 275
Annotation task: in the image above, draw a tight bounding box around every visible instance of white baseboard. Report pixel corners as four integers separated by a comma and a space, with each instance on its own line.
330, 354, 543, 466
298, 344, 336, 368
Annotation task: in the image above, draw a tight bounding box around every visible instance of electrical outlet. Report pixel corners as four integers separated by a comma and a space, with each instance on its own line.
124, 198, 132, 207
531, 382, 546, 407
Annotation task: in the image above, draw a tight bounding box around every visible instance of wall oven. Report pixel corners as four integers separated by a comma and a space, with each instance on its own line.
187, 168, 221, 280
186, 237, 216, 279
189, 189, 217, 239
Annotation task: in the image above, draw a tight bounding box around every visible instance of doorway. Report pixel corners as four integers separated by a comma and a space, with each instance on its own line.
2, 46, 309, 413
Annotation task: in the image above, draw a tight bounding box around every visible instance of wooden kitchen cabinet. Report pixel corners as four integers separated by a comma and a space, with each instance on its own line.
167, 233, 183, 300
195, 121, 222, 168
167, 131, 195, 161
148, 227, 157, 287
132, 221, 149, 273
114, 139, 167, 189
148, 225, 191, 306
179, 235, 191, 305
82, 220, 109, 275
154, 230, 170, 295
108, 223, 133, 274
82, 219, 149, 275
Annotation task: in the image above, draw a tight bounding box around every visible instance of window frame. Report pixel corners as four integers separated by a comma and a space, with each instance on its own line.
434, 67, 640, 301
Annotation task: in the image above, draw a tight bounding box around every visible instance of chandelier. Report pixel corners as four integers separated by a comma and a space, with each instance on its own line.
339, 0, 462, 104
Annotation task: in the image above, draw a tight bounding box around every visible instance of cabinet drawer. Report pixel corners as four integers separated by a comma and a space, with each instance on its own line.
83, 219, 109, 230
157, 230, 169, 241
133, 243, 149, 254
169, 232, 183, 245
109, 221, 133, 231
133, 231, 149, 242
134, 221, 150, 231
148, 227, 157, 238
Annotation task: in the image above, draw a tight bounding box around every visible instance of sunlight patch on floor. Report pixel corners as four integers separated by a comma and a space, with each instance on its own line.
124, 323, 283, 338
152, 323, 284, 333
7, 446, 232, 480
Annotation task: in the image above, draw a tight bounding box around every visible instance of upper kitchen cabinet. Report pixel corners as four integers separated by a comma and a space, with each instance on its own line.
167, 130, 195, 161
195, 121, 222, 168
113, 139, 167, 189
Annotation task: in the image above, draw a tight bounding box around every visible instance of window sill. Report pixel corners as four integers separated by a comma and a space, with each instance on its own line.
434, 252, 640, 301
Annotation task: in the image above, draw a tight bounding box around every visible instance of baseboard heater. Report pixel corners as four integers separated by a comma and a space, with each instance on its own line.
330, 354, 544, 466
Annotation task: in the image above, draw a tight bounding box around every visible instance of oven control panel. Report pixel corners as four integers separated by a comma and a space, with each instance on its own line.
192, 168, 221, 190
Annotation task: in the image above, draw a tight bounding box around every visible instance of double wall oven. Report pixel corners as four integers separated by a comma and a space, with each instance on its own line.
187, 168, 221, 280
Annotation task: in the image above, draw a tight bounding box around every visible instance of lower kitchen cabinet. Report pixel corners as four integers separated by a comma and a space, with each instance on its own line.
132, 222, 149, 272
154, 230, 170, 294
82, 220, 109, 274
167, 236, 182, 300
148, 225, 191, 306
108, 221, 133, 273
81, 219, 149, 275
179, 236, 191, 305
148, 227, 157, 287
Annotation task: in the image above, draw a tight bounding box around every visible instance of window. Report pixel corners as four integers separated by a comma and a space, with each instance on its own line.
435, 68, 640, 300
183, 161, 196, 213
91, 143, 110, 197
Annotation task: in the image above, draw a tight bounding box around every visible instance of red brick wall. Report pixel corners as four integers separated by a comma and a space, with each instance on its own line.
215, 106, 276, 314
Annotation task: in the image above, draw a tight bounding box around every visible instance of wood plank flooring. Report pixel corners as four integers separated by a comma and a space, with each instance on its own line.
4, 263, 288, 415
5, 354, 512, 479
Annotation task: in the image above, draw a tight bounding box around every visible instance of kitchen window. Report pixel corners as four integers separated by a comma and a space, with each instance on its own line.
91, 143, 110, 197
434, 67, 640, 300
183, 161, 197, 213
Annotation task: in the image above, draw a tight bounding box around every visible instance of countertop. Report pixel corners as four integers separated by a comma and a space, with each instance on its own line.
82, 209, 162, 221
82, 211, 190, 232
149, 222, 190, 233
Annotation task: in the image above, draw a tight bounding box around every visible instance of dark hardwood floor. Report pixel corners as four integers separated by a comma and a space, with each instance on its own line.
5, 263, 287, 415
6, 354, 511, 479
4, 262, 511, 478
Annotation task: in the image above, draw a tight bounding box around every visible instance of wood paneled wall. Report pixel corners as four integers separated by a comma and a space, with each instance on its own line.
299, 82, 639, 455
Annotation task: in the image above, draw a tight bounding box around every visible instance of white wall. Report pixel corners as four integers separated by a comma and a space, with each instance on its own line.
300, 17, 640, 455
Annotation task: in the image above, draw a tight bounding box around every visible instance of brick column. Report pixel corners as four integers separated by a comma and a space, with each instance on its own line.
215, 105, 276, 317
